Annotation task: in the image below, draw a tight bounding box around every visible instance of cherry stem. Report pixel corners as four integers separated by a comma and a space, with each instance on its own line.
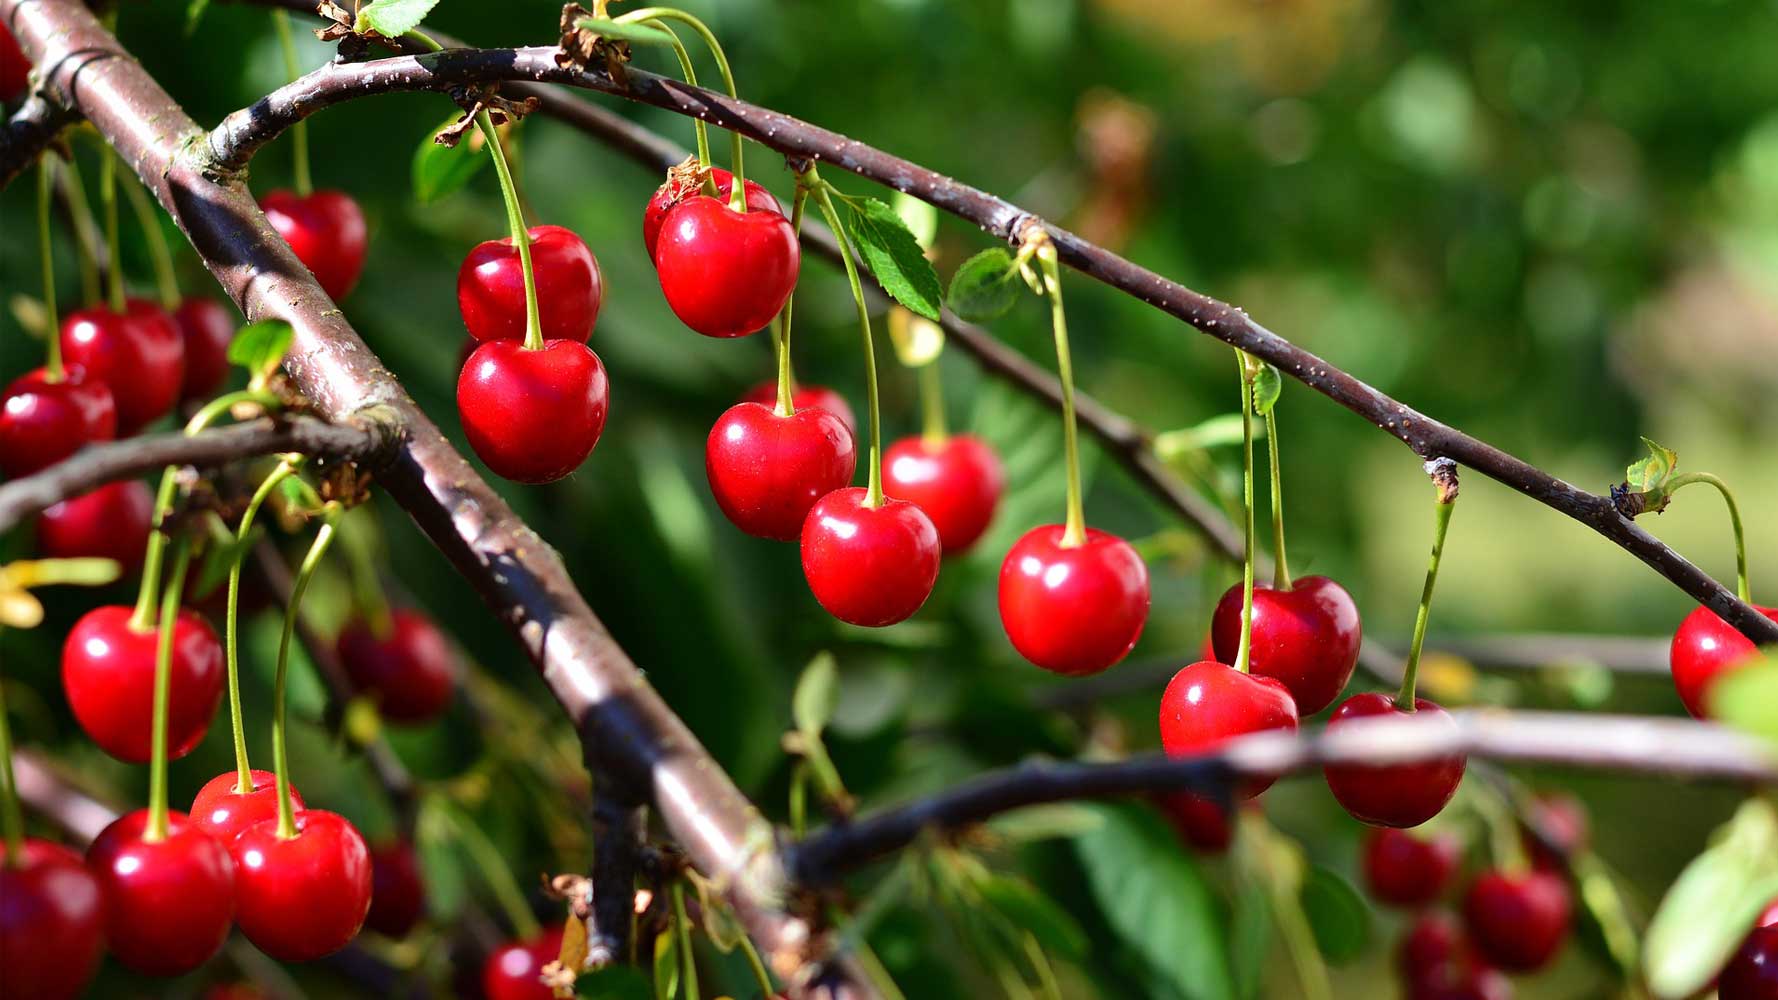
57, 153, 102, 305
145, 539, 193, 843
0, 667, 24, 867
615, 8, 746, 212
98, 149, 125, 313
271, 11, 313, 197
674, 882, 701, 1000
640, 19, 712, 174
118, 168, 180, 310
919, 362, 948, 446
1395, 494, 1456, 712
1475, 781, 1530, 872
1035, 242, 1086, 547
1264, 408, 1291, 590
812, 177, 884, 507
1668, 472, 1750, 604
773, 186, 810, 417
339, 508, 395, 641
226, 458, 300, 793
473, 109, 544, 351
1233, 350, 1257, 674
38, 160, 62, 381
274, 506, 340, 840
438, 800, 541, 939
736, 931, 776, 998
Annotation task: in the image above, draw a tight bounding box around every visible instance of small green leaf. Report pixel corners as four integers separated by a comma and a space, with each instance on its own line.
892, 192, 938, 250
354, 0, 440, 38
845, 197, 944, 320
1645, 798, 1778, 998
1625, 437, 1679, 492
575, 966, 652, 999
1251, 364, 1283, 415
1228, 882, 1272, 1000
1300, 865, 1370, 964
573, 16, 677, 46
947, 248, 1021, 322
227, 320, 293, 389
412, 115, 489, 204
652, 926, 679, 1000
974, 873, 1088, 962
793, 652, 839, 738
1709, 656, 1778, 744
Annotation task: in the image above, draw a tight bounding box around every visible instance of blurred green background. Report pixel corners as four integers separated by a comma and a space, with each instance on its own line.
3, 0, 1777, 997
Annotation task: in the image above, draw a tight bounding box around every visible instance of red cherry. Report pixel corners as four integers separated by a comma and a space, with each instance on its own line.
260, 189, 368, 300
1722, 925, 1778, 1000
62, 604, 224, 762
1522, 792, 1588, 871
654, 195, 800, 337
0, 20, 29, 102
483, 925, 566, 1000
1157, 792, 1234, 854
173, 298, 238, 401
86, 809, 235, 976
37, 479, 153, 570
1363, 827, 1462, 907
365, 839, 427, 939
1210, 576, 1361, 715
338, 608, 462, 724
1399, 911, 1465, 982
1670, 604, 1778, 719
232, 810, 373, 961
458, 339, 609, 484
740, 379, 858, 437
999, 525, 1150, 675
190, 769, 305, 845
1462, 869, 1572, 972
59, 298, 184, 433
1759, 898, 1778, 929
1323, 693, 1466, 828
883, 435, 1005, 555
1, 367, 116, 477
458, 225, 604, 344
1157, 660, 1299, 797
706, 401, 856, 541
800, 487, 940, 627
0, 839, 105, 1000
644, 166, 782, 261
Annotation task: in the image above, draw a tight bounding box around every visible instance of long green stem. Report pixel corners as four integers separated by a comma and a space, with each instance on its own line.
1036, 245, 1086, 547
339, 509, 394, 640
1264, 409, 1291, 590
614, 8, 746, 212
642, 19, 711, 173
774, 187, 809, 415
673, 883, 700, 1000
98, 150, 125, 313
442, 801, 541, 939
118, 170, 180, 309
1395, 496, 1456, 711
38, 161, 62, 380
1233, 352, 1257, 674
272, 11, 312, 197
58, 155, 102, 305
0, 669, 24, 866
736, 932, 776, 998
474, 109, 543, 351
813, 179, 884, 506
919, 362, 949, 446
226, 459, 300, 791
146, 540, 193, 843
1668, 472, 1750, 604
273, 508, 340, 839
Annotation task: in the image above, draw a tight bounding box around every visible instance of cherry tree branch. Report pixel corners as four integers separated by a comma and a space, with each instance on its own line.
0, 91, 76, 187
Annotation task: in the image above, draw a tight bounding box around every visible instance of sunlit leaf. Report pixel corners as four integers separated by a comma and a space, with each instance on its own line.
1625, 436, 1678, 492
892, 191, 938, 250
845, 197, 943, 320
887, 305, 945, 367
573, 16, 678, 46
1709, 656, 1778, 745
1645, 798, 1778, 998
1251, 364, 1283, 415
793, 652, 839, 738
412, 114, 489, 204
228, 320, 293, 390
354, 0, 440, 38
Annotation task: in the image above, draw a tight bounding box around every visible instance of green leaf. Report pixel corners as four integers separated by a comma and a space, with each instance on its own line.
974, 873, 1088, 962
185, 0, 211, 35
414, 797, 469, 921
575, 966, 652, 999
1228, 882, 1272, 1000
947, 248, 1022, 322
652, 926, 679, 1000
1073, 802, 1234, 1000
412, 115, 489, 204
1299, 865, 1370, 964
845, 197, 944, 320
892, 191, 939, 250
1251, 364, 1283, 415
573, 16, 678, 47
1625, 436, 1678, 492
1645, 798, 1778, 998
227, 320, 293, 389
354, 0, 440, 38
793, 652, 838, 738
1709, 655, 1778, 744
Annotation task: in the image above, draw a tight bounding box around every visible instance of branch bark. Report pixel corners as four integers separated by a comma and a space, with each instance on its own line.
0, 91, 77, 188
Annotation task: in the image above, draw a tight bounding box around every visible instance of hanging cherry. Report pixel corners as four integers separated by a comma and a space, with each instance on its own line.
190, 769, 305, 845
59, 299, 183, 434
884, 358, 1005, 555
740, 379, 857, 437
1157, 792, 1234, 854
1461, 869, 1572, 972
0, 840, 106, 1000
1159, 660, 1299, 796
1721, 924, 1778, 1000
37, 479, 153, 570
656, 193, 800, 337
232, 810, 374, 961
338, 607, 463, 725
483, 925, 566, 1000
173, 298, 238, 402
1670, 604, 1778, 719
365, 839, 427, 939
260, 189, 368, 301
645, 163, 782, 261
708, 401, 856, 542
459, 224, 603, 344
62, 603, 223, 762
1364, 827, 1463, 908
0, 368, 116, 478
86, 809, 236, 975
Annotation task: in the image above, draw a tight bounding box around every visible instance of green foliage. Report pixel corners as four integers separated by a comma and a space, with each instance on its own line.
975, 872, 1089, 962
1625, 437, 1679, 493
1298, 865, 1370, 964
574, 17, 678, 47
1708, 656, 1778, 744
411, 115, 489, 204
843, 196, 944, 320
576, 966, 652, 999
947, 248, 1022, 321
1250, 364, 1282, 416
353, 0, 440, 38
1644, 798, 1778, 998
227, 319, 292, 389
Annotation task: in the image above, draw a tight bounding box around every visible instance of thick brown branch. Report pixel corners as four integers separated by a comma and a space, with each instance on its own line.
0, 92, 77, 188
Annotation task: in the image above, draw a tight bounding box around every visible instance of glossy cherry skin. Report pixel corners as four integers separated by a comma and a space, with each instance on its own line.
0, 839, 105, 1000
459, 224, 604, 344
1210, 575, 1361, 716
365, 839, 427, 939
60, 298, 185, 433
232, 810, 373, 961
1, 367, 116, 477
706, 401, 856, 541
337, 609, 462, 724
173, 298, 238, 401
483, 925, 566, 1000
62, 604, 225, 762
1722, 925, 1778, 1000
884, 434, 1005, 555
1323, 693, 1466, 828
86, 809, 235, 976
1157, 660, 1299, 797
1669, 604, 1778, 719
655, 195, 800, 337
191, 769, 305, 845
0, 21, 29, 102
37, 479, 153, 570
741, 380, 858, 437
999, 525, 1150, 675
645, 166, 782, 261
1157, 792, 1234, 854
458, 339, 609, 484
1462, 869, 1572, 972
260, 189, 369, 300
1363, 827, 1462, 907
800, 487, 940, 627
1523, 792, 1587, 871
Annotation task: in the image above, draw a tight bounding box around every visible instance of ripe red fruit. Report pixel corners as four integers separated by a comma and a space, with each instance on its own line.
884, 435, 1005, 554
232, 810, 373, 961
483, 925, 566, 1000
338, 609, 463, 724
0, 367, 117, 477
1157, 792, 1234, 854
1669, 604, 1778, 719
1462, 869, 1572, 972
1399, 911, 1465, 983
260, 189, 369, 300
458, 225, 604, 344
365, 839, 427, 939
86, 809, 235, 976
0, 839, 105, 1000
800, 487, 940, 627
644, 166, 782, 261
1158, 660, 1299, 797
654, 195, 800, 337
1722, 925, 1778, 1000
458, 339, 609, 484
63, 604, 224, 762
706, 401, 856, 541
0, 21, 29, 103
190, 769, 305, 845
1523, 792, 1587, 871
1210, 576, 1361, 715
1323, 693, 1466, 828
60, 298, 184, 433
999, 526, 1150, 675
1364, 827, 1462, 907
37, 479, 154, 570
740, 380, 857, 437
173, 298, 237, 401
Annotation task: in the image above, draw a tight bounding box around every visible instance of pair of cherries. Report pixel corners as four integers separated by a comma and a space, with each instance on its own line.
338, 607, 463, 724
